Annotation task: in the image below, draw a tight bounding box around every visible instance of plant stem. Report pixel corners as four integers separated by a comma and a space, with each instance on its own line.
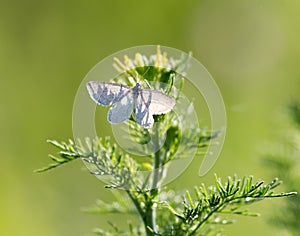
145, 123, 163, 235
126, 190, 153, 235
152, 122, 162, 189
125, 123, 163, 236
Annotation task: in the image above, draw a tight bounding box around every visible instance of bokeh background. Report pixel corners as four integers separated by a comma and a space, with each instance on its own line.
1, 0, 300, 235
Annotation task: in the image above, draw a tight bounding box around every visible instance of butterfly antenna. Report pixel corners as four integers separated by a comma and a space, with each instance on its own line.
141, 67, 151, 88
142, 66, 151, 78
135, 66, 151, 88
144, 79, 151, 89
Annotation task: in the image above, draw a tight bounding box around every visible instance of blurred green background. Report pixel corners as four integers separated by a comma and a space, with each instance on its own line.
1, 0, 300, 235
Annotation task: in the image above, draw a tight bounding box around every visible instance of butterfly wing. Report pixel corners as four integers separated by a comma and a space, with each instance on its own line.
134, 89, 175, 128
86, 82, 131, 106
141, 89, 176, 115
134, 93, 154, 128
108, 91, 134, 124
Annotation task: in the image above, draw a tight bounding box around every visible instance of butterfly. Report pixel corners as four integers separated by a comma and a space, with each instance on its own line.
86, 82, 176, 128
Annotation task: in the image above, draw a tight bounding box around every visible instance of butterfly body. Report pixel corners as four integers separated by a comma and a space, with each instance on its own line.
87, 81, 175, 128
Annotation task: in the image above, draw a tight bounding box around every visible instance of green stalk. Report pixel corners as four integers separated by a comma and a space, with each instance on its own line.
145, 123, 163, 235
125, 190, 150, 235
152, 122, 162, 189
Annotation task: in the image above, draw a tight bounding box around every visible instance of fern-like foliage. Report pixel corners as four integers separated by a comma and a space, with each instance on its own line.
164, 176, 295, 236
37, 137, 141, 189
35, 139, 81, 172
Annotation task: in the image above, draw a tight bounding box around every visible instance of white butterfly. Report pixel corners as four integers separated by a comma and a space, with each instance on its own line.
86, 82, 176, 128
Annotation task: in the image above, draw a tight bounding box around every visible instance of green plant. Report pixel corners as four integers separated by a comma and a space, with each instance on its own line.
262, 99, 300, 235
36, 47, 296, 235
